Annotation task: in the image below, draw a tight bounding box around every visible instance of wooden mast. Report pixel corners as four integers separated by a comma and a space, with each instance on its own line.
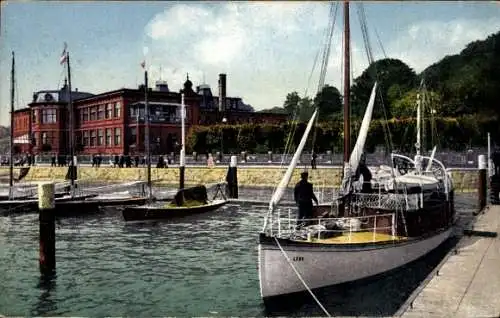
9, 52, 15, 200
338, 0, 351, 217
343, 0, 351, 164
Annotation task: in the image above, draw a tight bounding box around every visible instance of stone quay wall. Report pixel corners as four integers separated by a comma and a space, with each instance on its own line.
0, 166, 480, 192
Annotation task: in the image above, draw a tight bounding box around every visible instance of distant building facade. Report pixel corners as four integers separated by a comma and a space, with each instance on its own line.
197, 74, 286, 125
12, 74, 287, 155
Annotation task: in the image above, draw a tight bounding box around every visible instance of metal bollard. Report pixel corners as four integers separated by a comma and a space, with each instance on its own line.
478, 155, 487, 211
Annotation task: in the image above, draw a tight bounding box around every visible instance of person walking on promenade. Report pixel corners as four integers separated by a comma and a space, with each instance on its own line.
311, 152, 318, 169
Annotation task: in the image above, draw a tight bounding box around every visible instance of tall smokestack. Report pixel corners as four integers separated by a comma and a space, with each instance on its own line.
218, 73, 226, 112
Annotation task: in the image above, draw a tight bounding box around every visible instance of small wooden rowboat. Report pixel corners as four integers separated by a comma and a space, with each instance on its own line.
122, 199, 227, 222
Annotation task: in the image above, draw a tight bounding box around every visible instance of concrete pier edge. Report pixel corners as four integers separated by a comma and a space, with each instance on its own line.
395, 205, 499, 317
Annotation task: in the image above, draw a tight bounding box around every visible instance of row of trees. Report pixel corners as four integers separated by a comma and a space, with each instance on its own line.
186, 115, 498, 154
265, 31, 500, 121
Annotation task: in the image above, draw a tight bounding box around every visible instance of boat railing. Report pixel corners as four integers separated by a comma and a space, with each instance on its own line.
271, 210, 397, 242
350, 191, 412, 210
5, 183, 38, 198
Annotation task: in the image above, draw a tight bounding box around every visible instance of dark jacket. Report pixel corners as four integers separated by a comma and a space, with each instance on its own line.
294, 180, 318, 205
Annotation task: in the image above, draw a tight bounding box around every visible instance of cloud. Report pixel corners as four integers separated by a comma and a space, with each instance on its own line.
386, 17, 500, 72
144, 3, 500, 112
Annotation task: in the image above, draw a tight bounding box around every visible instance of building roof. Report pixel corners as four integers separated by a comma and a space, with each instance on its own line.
31, 83, 94, 105
72, 87, 185, 104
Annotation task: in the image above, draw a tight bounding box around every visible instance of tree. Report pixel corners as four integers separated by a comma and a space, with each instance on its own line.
283, 91, 301, 116
351, 58, 417, 118
257, 107, 287, 114
298, 97, 314, 122
419, 31, 500, 116
313, 85, 342, 119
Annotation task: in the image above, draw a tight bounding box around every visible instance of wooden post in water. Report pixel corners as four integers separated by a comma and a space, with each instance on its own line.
39, 182, 56, 275
226, 155, 238, 199
478, 154, 487, 212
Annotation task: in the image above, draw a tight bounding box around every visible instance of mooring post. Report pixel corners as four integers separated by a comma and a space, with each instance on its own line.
268, 151, 273, 163
226, 155, 238, 199
39, 182, 56, 276
478, 154, 487, 211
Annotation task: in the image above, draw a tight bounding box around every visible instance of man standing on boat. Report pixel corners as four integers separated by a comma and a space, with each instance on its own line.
294, 171, 318, 227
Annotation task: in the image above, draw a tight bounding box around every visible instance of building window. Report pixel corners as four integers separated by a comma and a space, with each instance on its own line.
114, 102, 121, 118
32, 110, 38, 123
41, 132, 48, 145
114, 127, 121, 145
90, 106, 97, 121
98, 105, 105, 120
41, 109, 56, 124
130, 127, 137, 145
90, 130, 96, 147
82, 108, 89, 122
105, 103, 112, 119
129, 106, 137, 120
98, 129, 104, 146
105, 128, 112, 146
83, 130, 89, 146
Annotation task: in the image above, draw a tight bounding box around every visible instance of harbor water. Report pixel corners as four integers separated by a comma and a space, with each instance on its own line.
0, 187, 476, 317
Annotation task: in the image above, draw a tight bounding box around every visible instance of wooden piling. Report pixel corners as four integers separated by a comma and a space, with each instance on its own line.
38, 182, 56, 275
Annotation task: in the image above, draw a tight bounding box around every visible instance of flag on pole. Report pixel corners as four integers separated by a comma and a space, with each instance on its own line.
60, 42, 68, 65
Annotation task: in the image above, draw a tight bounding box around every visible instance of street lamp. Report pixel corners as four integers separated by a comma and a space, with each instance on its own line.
220, 117, 227, 162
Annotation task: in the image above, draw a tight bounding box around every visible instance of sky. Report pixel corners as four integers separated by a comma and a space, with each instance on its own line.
1, 1, 500, 126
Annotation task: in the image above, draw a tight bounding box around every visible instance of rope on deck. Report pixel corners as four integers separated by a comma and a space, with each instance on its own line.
273, 237, 331, 317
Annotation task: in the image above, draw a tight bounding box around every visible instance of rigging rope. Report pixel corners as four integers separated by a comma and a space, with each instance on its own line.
356, 2, 395, 168
311, 1, 339, 159
274, 237, 332, 317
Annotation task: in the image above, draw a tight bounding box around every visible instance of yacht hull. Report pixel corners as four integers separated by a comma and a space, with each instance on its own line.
258, 227, 452, 299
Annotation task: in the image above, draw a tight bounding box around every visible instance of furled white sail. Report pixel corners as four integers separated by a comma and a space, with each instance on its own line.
269, 109, 319, 208
342, 82, 377, 191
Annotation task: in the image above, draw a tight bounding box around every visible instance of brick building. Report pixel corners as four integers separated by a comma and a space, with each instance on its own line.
12, 73, 287, 156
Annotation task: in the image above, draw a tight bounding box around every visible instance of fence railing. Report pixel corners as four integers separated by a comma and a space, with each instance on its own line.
3, 148, 487, 168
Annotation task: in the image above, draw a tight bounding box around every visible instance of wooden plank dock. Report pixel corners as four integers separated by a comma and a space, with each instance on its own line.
397, 205, 500, 318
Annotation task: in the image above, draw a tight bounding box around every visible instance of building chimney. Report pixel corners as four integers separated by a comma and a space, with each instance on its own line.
218, 73, 226, 113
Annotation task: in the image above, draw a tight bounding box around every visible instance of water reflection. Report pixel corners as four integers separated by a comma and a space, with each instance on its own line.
33, 272, 57, 316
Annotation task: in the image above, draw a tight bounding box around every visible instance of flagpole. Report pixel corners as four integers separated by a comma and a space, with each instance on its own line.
66, 52, 76, 197
180, 93, 185, 190
144, 69, 152, 202
9, 52, 15, 200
